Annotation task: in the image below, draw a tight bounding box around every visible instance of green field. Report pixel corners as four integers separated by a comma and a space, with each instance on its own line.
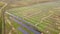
6, 1, 60, 34
5, 14, 35, 34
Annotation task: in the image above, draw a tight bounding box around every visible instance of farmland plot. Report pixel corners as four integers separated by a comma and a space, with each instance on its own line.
5, 0, 60, 34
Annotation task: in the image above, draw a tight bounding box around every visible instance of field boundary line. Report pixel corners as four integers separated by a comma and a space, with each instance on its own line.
35, 11, 54, 26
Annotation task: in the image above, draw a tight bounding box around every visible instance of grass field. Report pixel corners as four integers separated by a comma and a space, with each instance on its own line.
0, 0, 59, 34
5, 1, 60, 34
